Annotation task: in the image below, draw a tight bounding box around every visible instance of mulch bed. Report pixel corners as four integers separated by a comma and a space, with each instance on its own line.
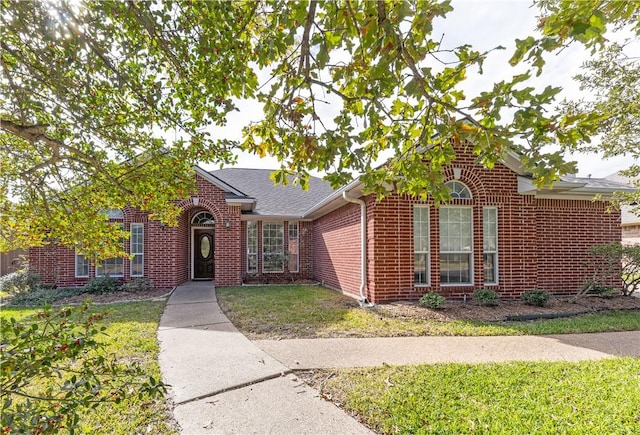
375, 295, 640, 322
51, 286, 640, 322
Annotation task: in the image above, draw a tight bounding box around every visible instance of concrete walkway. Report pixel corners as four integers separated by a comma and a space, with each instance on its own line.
255, 331, 640, 369
157, 281, 372, 434
158, 281, 640, 434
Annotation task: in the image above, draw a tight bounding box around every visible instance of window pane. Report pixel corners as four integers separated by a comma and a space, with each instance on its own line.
97, 257, 124, 277
484, 253, 496, 284
440, 253, 471, 284
131, 256, 144, 277
414, 253, 429, 284
483, 208, 497, 252
439, 208, 472, 252
247, 222, 258, 273
130, 223, 144, 277
288, 223, 299, 273
75, 252, 89, 277
263, 222, 284, 272
98, 224, 124, 277
248, 254, 258, 274
413, 206, 429, 252
446, 181, 472, 199
413, 206, 430, 285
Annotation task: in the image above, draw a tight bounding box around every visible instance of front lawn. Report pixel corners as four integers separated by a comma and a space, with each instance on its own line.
216, 285, 640, 338
305, 357, 640, 434
0, 301, 177, 434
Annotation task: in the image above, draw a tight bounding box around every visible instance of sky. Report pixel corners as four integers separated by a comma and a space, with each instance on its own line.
205, 0, 633, 179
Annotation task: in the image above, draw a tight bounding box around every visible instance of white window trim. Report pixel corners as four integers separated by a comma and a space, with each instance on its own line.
413, 205, 430, 287
130, 223, 144, 277
75, 248, 89, 278
483, 207, 499, 285
262, 222, 284, 273
440, 206, 474, 286
288, 222, 299, 273
247, 221, 258, 274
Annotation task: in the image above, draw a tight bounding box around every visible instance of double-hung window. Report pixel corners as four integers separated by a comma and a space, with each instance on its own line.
262, 222, 284, 272
247, 221, 258, 274
97, 223, 124, 277
440, 207, 473, 284
413, 205, 430, 285
130, 223, 144, 277
483, 207, 498, 284
288, 222, 299, 273
75, 249, 89, 278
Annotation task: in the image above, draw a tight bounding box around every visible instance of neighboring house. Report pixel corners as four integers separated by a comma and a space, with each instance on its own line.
605, 172, 640, 245
29, 147, 633, 303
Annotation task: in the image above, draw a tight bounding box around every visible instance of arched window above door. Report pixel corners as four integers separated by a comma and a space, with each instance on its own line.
191, 211, 215, 226
446, 181, 472, 199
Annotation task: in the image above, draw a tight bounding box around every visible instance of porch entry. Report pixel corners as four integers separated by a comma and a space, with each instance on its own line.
191, 211, 216, 281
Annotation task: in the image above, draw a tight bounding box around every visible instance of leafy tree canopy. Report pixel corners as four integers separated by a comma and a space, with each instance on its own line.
1, 0, 638, 258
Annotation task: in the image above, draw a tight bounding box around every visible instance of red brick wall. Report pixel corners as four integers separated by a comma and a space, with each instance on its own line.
535, 199, 621, 294
316, 149, 622, 303
312, 202, 363, 298
30, 173, 243, 289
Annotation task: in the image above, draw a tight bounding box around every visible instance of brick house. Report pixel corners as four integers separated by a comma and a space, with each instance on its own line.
29, 148, 632, 303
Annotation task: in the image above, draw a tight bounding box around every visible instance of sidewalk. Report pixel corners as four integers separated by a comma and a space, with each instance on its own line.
158, 282, 639, 434
157, 281, 372, 434
254, 330, 639, 369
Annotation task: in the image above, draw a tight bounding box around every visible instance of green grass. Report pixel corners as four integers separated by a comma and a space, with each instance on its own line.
0, 301, 177, 434
313, 358, 640, 434
216, 285, 640, 338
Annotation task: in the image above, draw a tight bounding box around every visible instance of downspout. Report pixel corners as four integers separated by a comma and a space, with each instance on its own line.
342, 190, 372, 306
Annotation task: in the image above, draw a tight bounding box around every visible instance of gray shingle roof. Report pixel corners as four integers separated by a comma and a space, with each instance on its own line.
211, 168, 335, 217
561, 175, 634, 190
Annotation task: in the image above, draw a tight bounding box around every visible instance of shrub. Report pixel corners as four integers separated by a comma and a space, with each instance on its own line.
472, 289, 500, 306
521, 289, 550, 307
583, 242, 640, 297
419, 292, 446, 309
84, 276, 120, 294
589, 285, 618, 299
0, 268, 41, 295
8, 287, 87, 307
120, 277, 152, 292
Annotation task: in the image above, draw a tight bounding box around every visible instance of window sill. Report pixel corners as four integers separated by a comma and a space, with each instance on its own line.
440, 283, 474, 287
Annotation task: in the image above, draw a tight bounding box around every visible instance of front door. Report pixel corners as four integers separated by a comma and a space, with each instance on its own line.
193, 228, 214, 280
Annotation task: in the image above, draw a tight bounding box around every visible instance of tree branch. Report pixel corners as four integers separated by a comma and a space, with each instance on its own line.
297, 0, 317, 88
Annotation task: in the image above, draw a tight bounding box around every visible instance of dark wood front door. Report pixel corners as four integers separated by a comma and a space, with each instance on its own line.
194, 229, 214, 280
